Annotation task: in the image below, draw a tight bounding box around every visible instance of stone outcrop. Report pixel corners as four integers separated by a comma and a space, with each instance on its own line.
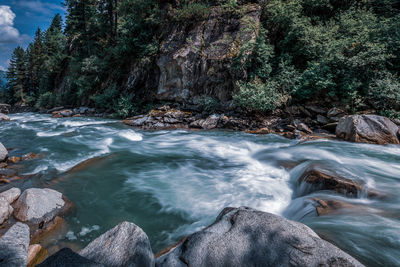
156, 207, 364, 267
156, 4, 261, 102
336, 114, 400, 145
51, 107, 96, 118
0, 142, 8, 162
14, 188, 66, 224
0, 222, 30, 266
80, 221, 154, 267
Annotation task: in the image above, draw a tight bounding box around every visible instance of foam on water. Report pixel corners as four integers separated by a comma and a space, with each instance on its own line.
2, 113, 400, 266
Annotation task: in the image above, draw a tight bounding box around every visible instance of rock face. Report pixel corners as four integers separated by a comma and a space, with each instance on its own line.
336, 115, 400, 145
37, 248, 102, 267
156, 207, 364, 267
0, 142, 8, 162
14, 188, 66, 224
156, 4, 261, 102
0, 222, 30, 266
80, 221, 154, 267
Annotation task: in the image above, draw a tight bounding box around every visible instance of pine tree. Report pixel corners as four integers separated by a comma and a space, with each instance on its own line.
6, 47, 27, 105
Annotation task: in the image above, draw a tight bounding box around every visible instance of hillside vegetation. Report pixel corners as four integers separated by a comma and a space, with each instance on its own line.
3, 0, 400, 118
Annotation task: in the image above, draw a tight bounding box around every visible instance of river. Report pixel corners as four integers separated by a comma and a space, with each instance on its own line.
0, 113, 399, 266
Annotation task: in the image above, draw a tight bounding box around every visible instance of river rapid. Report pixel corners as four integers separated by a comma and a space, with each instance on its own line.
0, 113, 399, 266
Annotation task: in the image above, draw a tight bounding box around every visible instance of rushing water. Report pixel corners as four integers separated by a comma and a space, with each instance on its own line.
0, 113, 399, 266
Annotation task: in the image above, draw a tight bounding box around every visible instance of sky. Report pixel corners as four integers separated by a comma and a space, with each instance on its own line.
0, 0, 65, 71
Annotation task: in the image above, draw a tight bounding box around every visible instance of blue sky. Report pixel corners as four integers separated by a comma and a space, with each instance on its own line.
0, 0, 65, 71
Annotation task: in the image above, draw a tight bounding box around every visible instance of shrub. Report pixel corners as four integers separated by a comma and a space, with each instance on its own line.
174, 2, 210, 21
233, 78, 289, 112
35, 92, 55, 109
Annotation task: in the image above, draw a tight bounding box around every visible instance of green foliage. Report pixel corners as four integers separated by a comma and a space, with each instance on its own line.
174, 2, 211, 21
197, 96, 219, 113
234, 78, 289, 112
35, 92, 55, 109
233, 0, 400, 113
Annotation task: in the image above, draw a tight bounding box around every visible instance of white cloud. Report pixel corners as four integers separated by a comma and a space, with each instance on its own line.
0, 66, 5, 71
0, 5, 29, 44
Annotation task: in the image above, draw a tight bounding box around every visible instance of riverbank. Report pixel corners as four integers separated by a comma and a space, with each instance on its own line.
0, 113, 399, 266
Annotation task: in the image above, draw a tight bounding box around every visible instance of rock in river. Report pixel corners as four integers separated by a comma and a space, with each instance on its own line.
156, 207, 364, 267
336, 114, 400, 145
14, 188, 66, 224
80, 221, 154, 267
0, 199, 13, 224
0, 187, 21, 204
0, 142, 8, 162
0, 222, 30, 266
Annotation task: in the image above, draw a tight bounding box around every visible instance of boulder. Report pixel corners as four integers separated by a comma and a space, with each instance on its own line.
298, 168, 382, 198
60, 110, 74, 117
336, 115, 400, 145
0, 113, 10, 121
0, 199, 13, 224
37, 248, 102, 267
0, 104, 10, 114
14, 188, 66, 224
305, 105, 327, 114
80, 221, 154, 267
0, 222, 30, 266
327, 107, 345, 118
0, 142, 8, 162
0, 187, 21, 204
156, 207, 363, 267
201, 114, 220, 130
316, 115, 329, 125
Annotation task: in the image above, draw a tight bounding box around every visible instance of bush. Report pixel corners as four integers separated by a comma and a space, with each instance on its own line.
116, 94, 137, 118
35, 92, 55, 109
233, 78, 289, 112
368, 72, 400, 111
174, 2, 210, 21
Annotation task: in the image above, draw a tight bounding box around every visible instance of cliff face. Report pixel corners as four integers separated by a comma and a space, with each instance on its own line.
125, 3, 261, 104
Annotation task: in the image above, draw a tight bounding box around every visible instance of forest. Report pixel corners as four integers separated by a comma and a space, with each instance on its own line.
2, 0, 400, 118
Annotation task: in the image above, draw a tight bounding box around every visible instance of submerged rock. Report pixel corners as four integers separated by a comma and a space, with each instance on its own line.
14, 188, 66, 224
80, 221, 154, 267
156, 207, 364, 267
299, 168, 381, 198
0, 222, 30, 266
37, 248, 102, 267
0, 142, 8, 162
336, 114, 400, 145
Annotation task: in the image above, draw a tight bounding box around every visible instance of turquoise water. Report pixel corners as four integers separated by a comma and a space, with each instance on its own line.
0, 113, 399, 266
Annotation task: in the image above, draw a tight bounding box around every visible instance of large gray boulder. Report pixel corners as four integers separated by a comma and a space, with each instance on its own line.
80, 221, 154, 267
0, 222, 30, 266
0, 187, 21, 204
14, 188, 66, 224
0, 199, 13, 225
0, 142, 7, 162
336, 115, 400, 145
156, 207, 364, 267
